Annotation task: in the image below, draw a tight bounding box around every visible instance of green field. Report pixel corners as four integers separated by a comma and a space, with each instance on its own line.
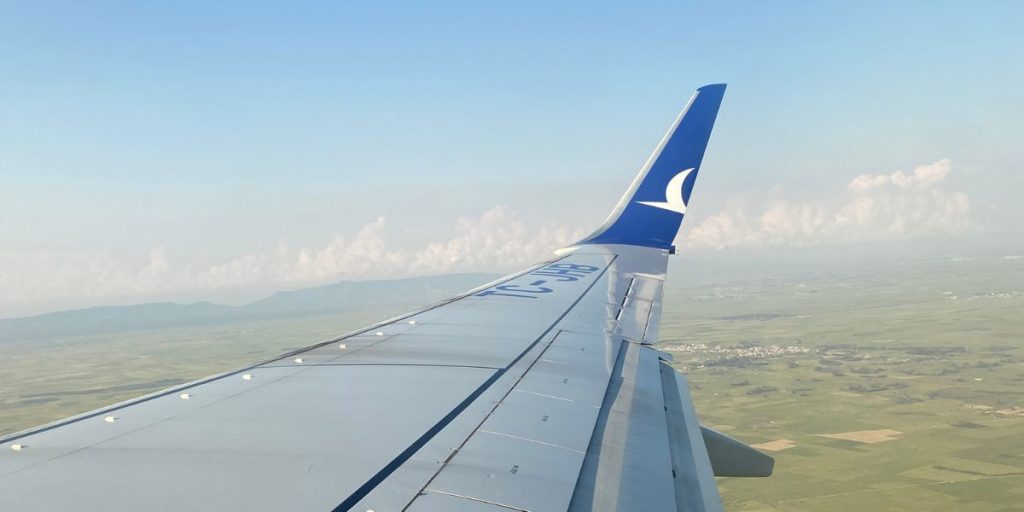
663, 253, 1024, 511
1, 252, 1022, 510
0, 305, 410, 436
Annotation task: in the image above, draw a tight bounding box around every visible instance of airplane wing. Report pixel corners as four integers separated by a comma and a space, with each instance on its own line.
0, 83, 771, 512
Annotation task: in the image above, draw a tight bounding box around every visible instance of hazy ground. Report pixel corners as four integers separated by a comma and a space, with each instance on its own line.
1, 248, 1022, 511
0, 300, 432, 436
665, 251, 1024, 511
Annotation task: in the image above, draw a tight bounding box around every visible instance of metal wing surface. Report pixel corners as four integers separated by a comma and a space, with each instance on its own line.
0, 84, 771, 512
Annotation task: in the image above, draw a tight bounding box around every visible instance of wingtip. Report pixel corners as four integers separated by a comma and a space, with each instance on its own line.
576, 83, 726, 249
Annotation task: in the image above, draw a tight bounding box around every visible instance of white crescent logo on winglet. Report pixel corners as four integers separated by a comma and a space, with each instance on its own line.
637, 168, 695, 214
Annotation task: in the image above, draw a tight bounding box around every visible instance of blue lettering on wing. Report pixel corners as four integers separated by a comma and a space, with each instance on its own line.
498, 282, 553, 294
530, 263, 598, 281
475, 262, 600, 299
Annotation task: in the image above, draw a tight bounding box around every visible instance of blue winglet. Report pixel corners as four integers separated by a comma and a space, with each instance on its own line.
578, 84, 726, 250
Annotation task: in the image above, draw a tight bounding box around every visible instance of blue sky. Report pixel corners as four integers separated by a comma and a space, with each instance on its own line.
1, 1, 1022, 315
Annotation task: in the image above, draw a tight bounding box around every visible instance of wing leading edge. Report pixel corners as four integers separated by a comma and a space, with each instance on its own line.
0, 84, 770, 512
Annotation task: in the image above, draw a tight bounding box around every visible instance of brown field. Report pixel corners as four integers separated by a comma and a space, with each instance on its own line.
815, 429, 903, 444
752, 439, 797, 452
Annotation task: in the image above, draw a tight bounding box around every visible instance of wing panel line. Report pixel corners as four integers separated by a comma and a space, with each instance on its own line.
259, 363, 503, 370
334, 255, 618, 512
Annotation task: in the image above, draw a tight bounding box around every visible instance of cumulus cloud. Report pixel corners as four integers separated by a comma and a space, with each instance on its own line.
0, 207, 586, 317
0, 159, 974, 317
410, 207, 584, 274
682, 158, 971, 250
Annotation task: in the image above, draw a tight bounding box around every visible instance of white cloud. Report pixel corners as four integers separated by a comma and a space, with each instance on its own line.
0, 159, 975, 317
197, 217, 407, 288
682, 158, 971, 250
0, 207, 585, 317
846, 158, 952, 193
410, 207, 584, 274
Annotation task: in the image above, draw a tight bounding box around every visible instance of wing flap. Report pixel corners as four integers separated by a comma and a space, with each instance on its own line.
701, 426, 775, 478
661, 362, 725, 512
569, 341, 679, 511
410, 328, 622, 511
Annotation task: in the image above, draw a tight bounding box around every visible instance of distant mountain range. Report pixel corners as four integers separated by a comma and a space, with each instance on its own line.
0, 273, 500, 344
